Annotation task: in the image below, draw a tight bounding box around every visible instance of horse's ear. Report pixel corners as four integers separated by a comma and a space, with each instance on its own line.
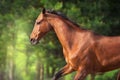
42, 8, 46, 14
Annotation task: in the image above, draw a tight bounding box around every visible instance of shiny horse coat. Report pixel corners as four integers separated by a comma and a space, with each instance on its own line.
30, 8, 120, 80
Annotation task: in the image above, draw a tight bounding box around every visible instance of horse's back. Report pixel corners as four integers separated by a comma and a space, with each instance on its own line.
93, 35, 120, 72
98, 36, 120, 54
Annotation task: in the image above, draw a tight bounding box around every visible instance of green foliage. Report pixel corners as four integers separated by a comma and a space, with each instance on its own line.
95, 70, 118, 80
54, 2, 63, 10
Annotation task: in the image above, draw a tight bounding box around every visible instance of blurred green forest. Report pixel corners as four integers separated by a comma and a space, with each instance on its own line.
0, 0, 120, 80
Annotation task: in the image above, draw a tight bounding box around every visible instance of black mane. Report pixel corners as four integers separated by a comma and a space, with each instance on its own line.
46, 10, 80, 27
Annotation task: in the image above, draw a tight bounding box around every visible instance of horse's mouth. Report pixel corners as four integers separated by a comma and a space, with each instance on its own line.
30, 38, 39, 45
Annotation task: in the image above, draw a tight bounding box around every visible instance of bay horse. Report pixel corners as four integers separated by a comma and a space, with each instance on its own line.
30, 8, 120, 80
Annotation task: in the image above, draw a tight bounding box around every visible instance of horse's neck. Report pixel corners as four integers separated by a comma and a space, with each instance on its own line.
49, 17, 82, 50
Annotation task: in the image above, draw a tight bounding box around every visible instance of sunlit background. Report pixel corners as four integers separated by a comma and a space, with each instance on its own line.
0, 0, 120, 80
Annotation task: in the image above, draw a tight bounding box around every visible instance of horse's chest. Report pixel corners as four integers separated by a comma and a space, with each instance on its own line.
68, 55, 81, 70
63, 41, 91, 69
63, 48, 88, 70
65, 52, 86, 70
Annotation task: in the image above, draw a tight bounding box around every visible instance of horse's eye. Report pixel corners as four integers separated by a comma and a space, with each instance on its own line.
36, 19, 44, 25
36, 21, 41, 25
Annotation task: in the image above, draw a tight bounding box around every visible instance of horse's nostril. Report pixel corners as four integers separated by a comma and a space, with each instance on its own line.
30, 38, 38, 45
30, 38, 32, 42
30, 38, 34, 42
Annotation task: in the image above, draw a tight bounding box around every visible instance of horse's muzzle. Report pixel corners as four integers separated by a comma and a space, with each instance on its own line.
30, 38, 39, 45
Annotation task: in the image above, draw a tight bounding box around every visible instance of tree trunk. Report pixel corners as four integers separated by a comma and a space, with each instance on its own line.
40, 65, 44, 80
46, 64, 51, 77
0, 71, 5, 80
36, 60, 44, 80
36, 61, 40, 80
90, 74, 95, 80
25, 52, 30, 75
8, 58, 14, 80
51, 67, 56, 77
